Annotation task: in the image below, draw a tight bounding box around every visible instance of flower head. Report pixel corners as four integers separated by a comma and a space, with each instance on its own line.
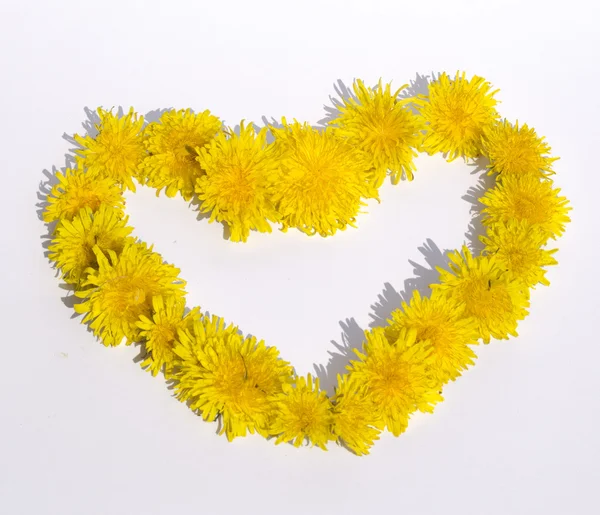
48, 205, 133, 285
270, 120, 376, 237
330, 79, 426, 186
269, 374, 334, 450
347, 328, 442, 437
482, 120, 558, 179
385, 290, 479, 385
480, 175, 571, 241
172, 316, 293, 441
195, 122, 280, 242
432, 247, 530, 343
331, 374, 381, 455
74, 243, 186, 347
43, 168, 125, 224
481, 220, 558, 288
415, 72, 500, 161
137, 296, 200, 376
74, 108, 145, 191
142, 108, 222, 200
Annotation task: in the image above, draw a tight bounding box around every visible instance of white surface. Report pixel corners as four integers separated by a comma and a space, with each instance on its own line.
1, 1, 599, 514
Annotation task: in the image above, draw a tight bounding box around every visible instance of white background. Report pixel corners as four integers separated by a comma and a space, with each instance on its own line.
1, 1, 599, 513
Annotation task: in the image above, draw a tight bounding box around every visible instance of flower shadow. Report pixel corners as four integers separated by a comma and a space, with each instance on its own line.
463, 159, 495, 254
398, 71, 433, 100
316, 78, 358, 127
398, 71, 433, 115
314, 238, 454, 395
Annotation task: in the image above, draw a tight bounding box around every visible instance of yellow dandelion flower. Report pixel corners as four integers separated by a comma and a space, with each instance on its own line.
269, 119, 376, 237
331, 374, 381, 456
136, 296, 200, 376
482, 119, 558, 179
172, 315, 238, 375
74, 243, 186, 347
269, 374, 334, 450
142, 108, 222, 200
171, 316, 293, 441
48, 205, 134, 285
43, 168, 125, 224
348, 328, 442, 437
330, 79, 426, 186
385, 290, 479, 385
432, 247, 530, 344
481, 220, 558, 288
195, 122, 280, 242
74, 108, 145, 191
480, 175, 571, 241
415, 72, 500, 161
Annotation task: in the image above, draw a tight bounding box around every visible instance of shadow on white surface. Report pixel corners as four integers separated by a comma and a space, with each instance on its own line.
462, 160, 495, 255
313, 238, 455, 395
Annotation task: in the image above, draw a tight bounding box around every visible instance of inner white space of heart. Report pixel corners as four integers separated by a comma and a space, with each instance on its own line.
124, 153, 483, 393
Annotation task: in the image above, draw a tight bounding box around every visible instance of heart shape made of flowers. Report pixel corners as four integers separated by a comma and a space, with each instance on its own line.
42, 72, 571, 455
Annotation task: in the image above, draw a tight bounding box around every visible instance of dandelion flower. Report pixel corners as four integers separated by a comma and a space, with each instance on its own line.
48, 205, 133, 285
432, 247, 530, 343
331, 374, 381, 455
195, 122, 280, 242
480, 175, 571, 241
137, 296, 200, 376
43, 168, 125, 224
347, 328, 442, 437
172, 316, 293, 440
385, 290, 479, 385
270, 119, 376, 237
74, 243, 186, 347
481, 221, 558, 288
269, 374, 334, 450
74, 108, 145, 191
415, 72, 500, 161
142, 108, 222, 200
330, 79, 426, 186
482, 120, 558, 178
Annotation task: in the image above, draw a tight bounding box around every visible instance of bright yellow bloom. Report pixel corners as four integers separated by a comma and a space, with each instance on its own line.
43, 168, 125, 224
348, 328, 442, 437
48, 205, 133, 285
137, 296, 200, 376
270, 120, 376, 237
415, 72, 500, 161
142, 108, 222, 200
480, 175, 571, 241
74, 108, 145, 191
269, 374, 334, 450
331, 374, 381, 455
481, 221, 558, 288
385, 290, 479, 385
482, 120, 558, 179
74, 243, 186, 347
432, 247, 530, 344
195, 122, 280, 242
330, 79, 426, 187
172, 316, 293, 441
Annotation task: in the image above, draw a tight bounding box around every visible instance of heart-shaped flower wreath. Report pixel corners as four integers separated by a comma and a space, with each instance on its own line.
43, 72, 571, 455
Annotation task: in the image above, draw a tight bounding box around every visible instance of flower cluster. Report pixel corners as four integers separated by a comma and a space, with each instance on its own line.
43, 72, 570, 455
